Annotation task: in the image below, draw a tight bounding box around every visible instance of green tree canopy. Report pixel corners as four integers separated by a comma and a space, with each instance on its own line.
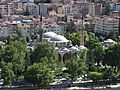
24, 63, 53, 88
64, 22, 78, 34
88, 72, 103, 83
103, 43, 120, 72
85, 32, 99, 49
1, 37, 29, 77
93, 43, 104, 66
66, 32, 80, 45
1, 62, 15, 85
30, 42, 58, 64
66, 56, 86, 80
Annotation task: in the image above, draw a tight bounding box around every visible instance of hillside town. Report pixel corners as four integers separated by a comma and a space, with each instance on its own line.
0, 0, 119, 39
1, 0, 120, 90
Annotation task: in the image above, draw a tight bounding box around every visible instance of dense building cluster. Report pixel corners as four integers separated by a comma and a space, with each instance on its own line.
0, 0, 120, 41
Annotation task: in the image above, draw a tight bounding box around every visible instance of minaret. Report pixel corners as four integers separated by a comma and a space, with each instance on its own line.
80, 1, 87, 50
40, 13, 42, 28
80, 13, 84, 46
39, 13, 43, 42
80, 1, 84, 47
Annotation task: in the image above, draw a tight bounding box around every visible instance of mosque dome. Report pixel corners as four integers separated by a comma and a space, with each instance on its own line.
43, 32, 57, 38
50, 35, 68, 41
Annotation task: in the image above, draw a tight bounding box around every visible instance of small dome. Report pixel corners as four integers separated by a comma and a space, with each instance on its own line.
70, 46, 80, 52
50, 35, 68, 41
62, 47, 70, 52
55, 47, 59, 51
104, 39, 116, 43
43, 32, 57, 38
59, 47, 70, 53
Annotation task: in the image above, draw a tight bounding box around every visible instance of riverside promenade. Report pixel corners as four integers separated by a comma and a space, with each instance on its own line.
1, 79, 120, 90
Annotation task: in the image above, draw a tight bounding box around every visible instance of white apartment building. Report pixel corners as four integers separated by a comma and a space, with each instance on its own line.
95, 16, 119, 35
42, 23, 63, 35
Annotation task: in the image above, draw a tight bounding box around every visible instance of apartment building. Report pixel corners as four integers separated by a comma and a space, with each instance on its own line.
42, 23, 63, 35
57, 4, 63, 14
95, 16, 119, 35
0, 3, 14, 15
12, 1, 23, 10
0, 24, 10, 38
63, 4, 71, 14
56, 3, 72, 15
89, 3, 102, 16
38, 3, 51, 16
116, 3, 120, 12
26, 3, 39, 16
17, 23, 38, 38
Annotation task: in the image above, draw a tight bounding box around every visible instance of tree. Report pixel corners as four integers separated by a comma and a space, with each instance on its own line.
0, 44, 4, 62
2, 37, 29, 77
66, 33, 80, 45
24, 63, 53, 88
101, 67, 115, 79
66, 57, 86, 80
30, 42, 58, 64
2, 45, 18, 63
85, 32, 99, 49
106, 31, 118, 41
1, 62, 15, 85
103, 43, 120, 72
85, 32, 100, 69
0, 37, 31, 84
88, 72, 103, 83
64, 22, 77, 34
65, 31, 89, 46
93, 43, 104, 66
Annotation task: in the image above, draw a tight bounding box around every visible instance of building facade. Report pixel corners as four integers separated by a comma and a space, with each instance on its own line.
95, 16, 119, 35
